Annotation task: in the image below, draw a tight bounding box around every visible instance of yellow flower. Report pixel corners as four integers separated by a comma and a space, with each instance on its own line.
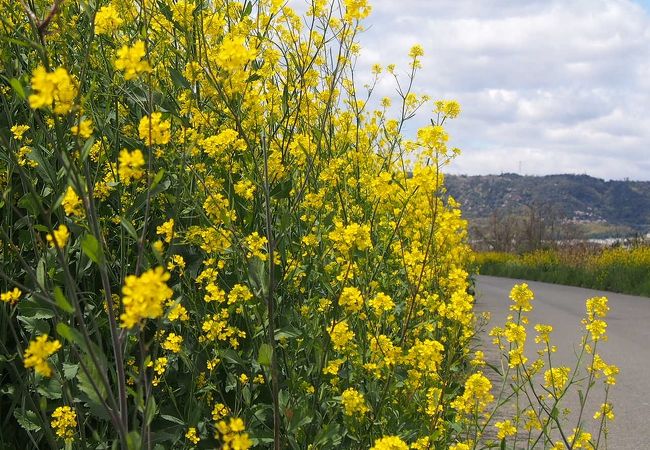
509, 283, 534, 312
62, 186, 84, 217
118, 149, 145, 184
46, 224, 70, 248
216, 417, 252, 450
95, 4, 123, 34
185, 426, 200, 444
234, 179, 256, 200
343, 0, 371, 21
213, 34, 256, 72
369, 292, 394, 314
594, 402, 614, 421
157, 219, 175, 243
544, 367, 571, 393
228, 284, 253, 305
51, 406, 77, 442
139, 112, 171, 145
167, 254, 186, 274
167, 301, 189, 321
212, 402, 230, 421
338, 286, 363, 313
450, 372, 494, 415
11, 124, 30, 141
495, 420, 517, 440
29, 66, 77, 114
1, 287, 22, 305
329, 321, 354, 351
244, 232, 268, 261
120, 267, 173, 328
115, 41, 152, 80
71, 119, 93, 138
340, 388, 368, 416
434, 100, 461, 118
23, 335, 61, 377
369, 436, 408, 450
162, 333, 183, 353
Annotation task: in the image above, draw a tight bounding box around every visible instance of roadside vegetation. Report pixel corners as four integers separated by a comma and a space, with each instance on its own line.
0, 0, 618, 448
477, 244, 650, 297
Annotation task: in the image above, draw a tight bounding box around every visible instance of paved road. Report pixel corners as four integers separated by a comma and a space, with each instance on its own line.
474, 275, 650, 450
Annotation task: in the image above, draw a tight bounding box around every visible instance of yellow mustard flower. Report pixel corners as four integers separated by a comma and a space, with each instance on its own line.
115, 41, 152, 80
29, 66, 77, 114
51, 406, 77, 442
118, 149, 145, 184
23, 334, 61, 377
46, 224, 70, 248
340, 388, 368, 416
120, 267, 173, 328
1, 287, 22, 305
95, 4, 123, 34
139, 112, 171, 145
369, 436, 408, 450
162, 333, 183, 353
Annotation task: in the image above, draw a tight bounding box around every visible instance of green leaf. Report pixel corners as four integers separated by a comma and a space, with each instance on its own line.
14, 409, 41, 432
56, 323, 89, 354
160, 414, 185, 425
81, 234, 103, 264
144, 396, 157, 426
169, 68, 190, 89
242, 1, 253, 17
77, 355, 108, 406
120, 218, 139, 240
150, 168, 165, 190
63, 363, 79, 380
37, 377, 62, 400
54, 286, 74, 314
80, 137, 95, 162
9, 78, 26, 100
36, 258, 45, 287
270, 179, 292, 199
258, 343, 272, 367
126, 431, 142, 450
18, 298, 55, 319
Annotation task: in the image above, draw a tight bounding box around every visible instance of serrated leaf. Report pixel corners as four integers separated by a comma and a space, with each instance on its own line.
54, 286, 74, 313
14, 409, 41, 431
81, 234, 103, 263
18, 298, 55, 319
63, 363, 78, 380
77, 355, 108, 406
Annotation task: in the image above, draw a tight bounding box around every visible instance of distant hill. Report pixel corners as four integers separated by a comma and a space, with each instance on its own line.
445, 174, 650, 234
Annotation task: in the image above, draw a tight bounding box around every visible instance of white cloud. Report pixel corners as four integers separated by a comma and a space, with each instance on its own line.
355, 0, 650, 180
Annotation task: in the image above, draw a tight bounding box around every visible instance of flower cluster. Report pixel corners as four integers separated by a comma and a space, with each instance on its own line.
51, 406, 77, 442
23, 335, 61, 377
120, 267, 173, 328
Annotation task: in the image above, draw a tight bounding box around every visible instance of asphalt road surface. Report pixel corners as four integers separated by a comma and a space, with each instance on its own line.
474, 275, 650, 450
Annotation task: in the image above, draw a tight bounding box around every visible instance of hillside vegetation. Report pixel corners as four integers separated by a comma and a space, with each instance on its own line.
446, 174, 650, 234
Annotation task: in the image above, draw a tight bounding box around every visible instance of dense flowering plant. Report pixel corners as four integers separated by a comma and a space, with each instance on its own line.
0, 0, 615, 448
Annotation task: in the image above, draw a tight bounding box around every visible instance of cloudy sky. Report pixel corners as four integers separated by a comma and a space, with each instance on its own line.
355, 0, 650, 180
